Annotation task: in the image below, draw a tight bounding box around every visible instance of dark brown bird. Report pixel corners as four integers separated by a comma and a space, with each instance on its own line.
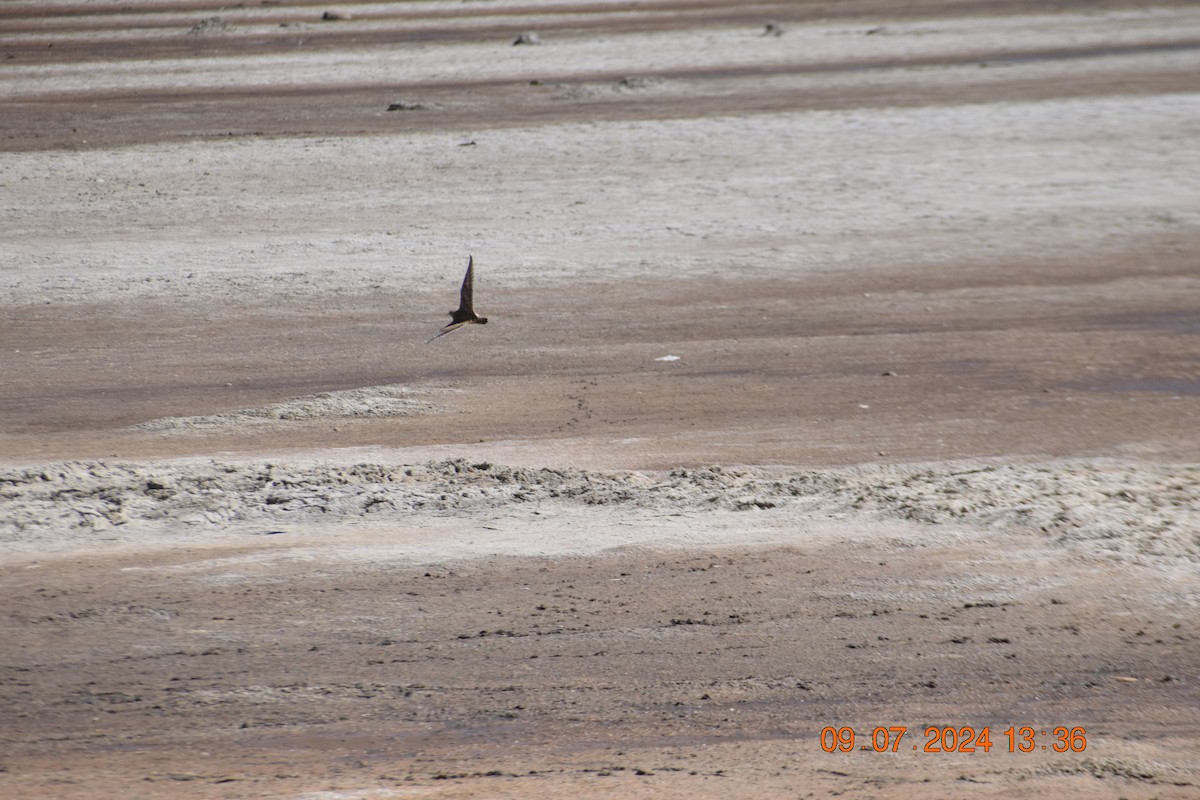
427, 256, 488, 343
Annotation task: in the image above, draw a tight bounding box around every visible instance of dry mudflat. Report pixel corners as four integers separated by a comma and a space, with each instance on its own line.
1, 1, 1199, 798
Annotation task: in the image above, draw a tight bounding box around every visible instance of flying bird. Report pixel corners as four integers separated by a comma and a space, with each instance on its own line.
427, 256, 488, 343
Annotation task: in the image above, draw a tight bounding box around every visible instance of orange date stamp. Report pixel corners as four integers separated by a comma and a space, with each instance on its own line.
820, 725, 1087, 754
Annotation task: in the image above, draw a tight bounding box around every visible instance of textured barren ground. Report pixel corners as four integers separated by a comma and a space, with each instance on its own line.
1, 1, 1199, 798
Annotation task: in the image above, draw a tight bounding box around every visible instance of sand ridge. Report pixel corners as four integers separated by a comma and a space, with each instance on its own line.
3, 456, 1197, 567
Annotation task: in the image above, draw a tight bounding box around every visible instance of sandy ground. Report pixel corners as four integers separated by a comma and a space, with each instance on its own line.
2, 0, 1199, 797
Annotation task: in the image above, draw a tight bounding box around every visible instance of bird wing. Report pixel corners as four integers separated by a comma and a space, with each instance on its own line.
458, 255, 475, 316
427, 320, 470, 343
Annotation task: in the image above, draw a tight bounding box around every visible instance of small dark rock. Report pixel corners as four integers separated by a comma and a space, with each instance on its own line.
616, 75, 660, 90
188, 17, 227, 35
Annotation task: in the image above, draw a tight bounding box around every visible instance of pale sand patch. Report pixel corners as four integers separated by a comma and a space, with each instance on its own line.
4, 95, 1198, 306
129, 385, 456, 434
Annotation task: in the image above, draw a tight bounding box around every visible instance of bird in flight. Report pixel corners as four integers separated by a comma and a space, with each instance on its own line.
427, 256, 488, 343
